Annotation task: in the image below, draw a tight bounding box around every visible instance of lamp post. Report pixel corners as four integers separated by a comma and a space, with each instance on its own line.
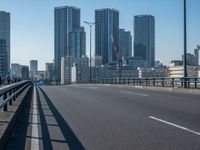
84, 21, 95, 83
183, 0, 188, 88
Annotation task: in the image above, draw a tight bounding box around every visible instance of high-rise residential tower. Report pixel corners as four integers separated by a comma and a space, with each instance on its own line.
0, 11, 10, 76
95, 8, 119, 65
119, 29, 132, 58
134, 15, 155, 67
54, 6, 80, 81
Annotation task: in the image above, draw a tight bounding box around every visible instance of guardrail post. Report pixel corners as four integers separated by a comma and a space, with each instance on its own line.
181, 78, 184, 87
187, 78, 190, 88
3, 92, 8, 111
13, 88, 16, 101
195, 78, 197, 88
16, 86, 19, 98
9, 90, 12, 105
145, 78, 148, 86
172, 78, 174, 87
162, 78, 164, 87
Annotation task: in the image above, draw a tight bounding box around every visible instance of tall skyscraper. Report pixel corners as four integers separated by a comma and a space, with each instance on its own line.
134, 15, 155, 67
54, 6, 80, 81
0, 11, 10, 76
95, 8, 119, 65
30, 60, 38, 78
0, 39, 7, 76
119, 29, 132, 58
69, 26, 86, 57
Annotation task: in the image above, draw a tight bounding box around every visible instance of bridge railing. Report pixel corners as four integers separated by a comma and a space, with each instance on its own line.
0, 80, 32, 111
94, 77, 200, 89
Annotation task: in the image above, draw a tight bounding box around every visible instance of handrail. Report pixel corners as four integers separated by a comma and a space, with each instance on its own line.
0, 80, 32, 111
97, 77, 200, 89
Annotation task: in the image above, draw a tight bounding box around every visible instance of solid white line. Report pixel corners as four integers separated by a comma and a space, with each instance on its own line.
149, 116, 200, 136
31, 86, 40, 150
120, 90, 149, 97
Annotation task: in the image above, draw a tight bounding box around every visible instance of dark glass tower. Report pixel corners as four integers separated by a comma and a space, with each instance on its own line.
95, 8, 119, 65
0, 11, 10, 76
134, 15, 155, 67
119, 29, 132, 58
54, 6, 80, 81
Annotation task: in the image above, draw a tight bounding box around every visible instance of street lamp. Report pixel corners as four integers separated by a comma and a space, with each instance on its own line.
84, 21, 95, 83
183, 0, 188, 88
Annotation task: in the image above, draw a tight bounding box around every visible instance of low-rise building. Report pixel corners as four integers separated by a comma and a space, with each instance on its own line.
168, 66, 198, 78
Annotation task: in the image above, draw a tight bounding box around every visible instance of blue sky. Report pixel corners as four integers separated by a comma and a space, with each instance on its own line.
0, 0, 200, 70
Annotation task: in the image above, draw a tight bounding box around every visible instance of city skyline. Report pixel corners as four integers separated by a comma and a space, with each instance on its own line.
0, 0, 200, 70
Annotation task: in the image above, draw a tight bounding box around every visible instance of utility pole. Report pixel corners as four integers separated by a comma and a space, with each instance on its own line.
84, 21, 95, 83
183, 0, 188, 88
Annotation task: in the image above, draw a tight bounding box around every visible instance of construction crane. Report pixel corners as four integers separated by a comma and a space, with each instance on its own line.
111, 35, 120, 83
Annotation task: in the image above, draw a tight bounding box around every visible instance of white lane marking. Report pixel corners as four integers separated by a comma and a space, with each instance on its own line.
87, 86, 98, 89
135, 86, 143, 88
149, 116, 200, 136
31, 86, 40, 150
120, 90, 149, 97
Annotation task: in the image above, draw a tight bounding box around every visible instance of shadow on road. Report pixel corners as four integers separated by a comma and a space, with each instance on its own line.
37, 86, 85, 150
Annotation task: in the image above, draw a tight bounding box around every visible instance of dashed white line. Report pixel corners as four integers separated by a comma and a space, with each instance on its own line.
149, 116, 200, 136
87, 86, 98, 89
31, 86, 40, 150
120, 90, 149, 97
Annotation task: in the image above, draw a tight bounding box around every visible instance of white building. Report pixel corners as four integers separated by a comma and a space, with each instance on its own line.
61, 56, 89, 84
168, 66, 198, 78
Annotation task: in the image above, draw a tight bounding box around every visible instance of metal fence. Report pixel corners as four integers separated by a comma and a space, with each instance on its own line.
0, 80, 32, 111
94, 77, 200, 89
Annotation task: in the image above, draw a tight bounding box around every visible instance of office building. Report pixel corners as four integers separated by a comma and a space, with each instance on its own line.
0, 39, 7, 76
95, 8, 119, 65
30, 60, 38, 79
69, 27, 86, 57
54, 6, 81, 81
11, 63, 21, 78
21, 66, 29, 80
134, 15, 155, 67
61, 56, 89, 84
0, 11, 10, 76
45, 63, 54, 80
119, 29, 132, 58
168, 66, 198, 78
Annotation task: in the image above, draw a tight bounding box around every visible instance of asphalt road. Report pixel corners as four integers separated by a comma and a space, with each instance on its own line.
18, 84, 200, 150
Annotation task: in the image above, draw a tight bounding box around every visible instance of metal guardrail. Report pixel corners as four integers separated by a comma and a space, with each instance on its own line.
94, 77, 200, 89
0, 80, 32, 111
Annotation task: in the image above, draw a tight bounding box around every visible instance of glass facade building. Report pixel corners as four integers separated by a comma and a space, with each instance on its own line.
119, 29, 132, 58
30, 60, 38, 78
0, 11, 10, 76
69, 27, 86, 57
134, 15, 155, 68
54, 6, 80, 81
95, 8, 119, 65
